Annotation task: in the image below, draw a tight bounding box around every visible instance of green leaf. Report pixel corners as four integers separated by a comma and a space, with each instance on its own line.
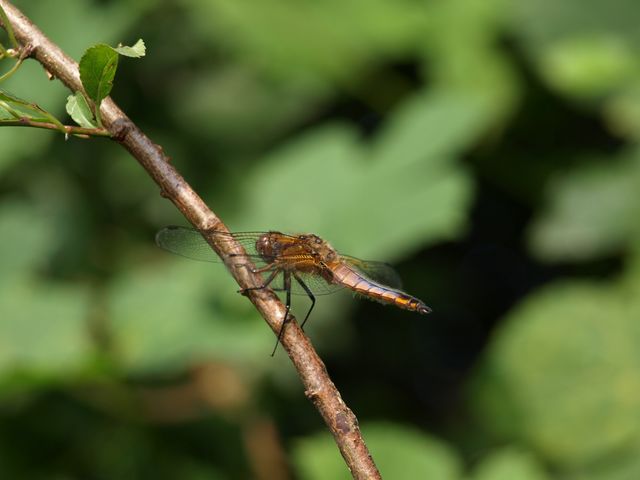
567, 439, 640, 480
187, 0, 428, 83
0, 281, 92, 382
470, 279, 640, 467
107, 260, 271, 373
0, 87, 64, 172
538, 36, 637, 97
65, 91, 96, 128
293, 422, 461, 480
79, 43, 119, 106
418, 0, 519, 126
472, 448, 549, 480
0, 202, 92, 382
0, 88, 54, 123
229, 90, 485, 262
78, 40, 147, 121
511, 0, 640, 139
0, 89, 31, 106
529, 149, 640, 261
0, 4, 18, 50
0, 201, 54, 280
0, 101, 20, 120
113, 38, 146, 58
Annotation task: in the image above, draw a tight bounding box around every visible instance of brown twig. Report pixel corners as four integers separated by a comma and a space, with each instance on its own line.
0, 2, 381, 478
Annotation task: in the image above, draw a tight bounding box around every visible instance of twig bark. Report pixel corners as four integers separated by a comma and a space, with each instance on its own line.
0, 2, 381, 479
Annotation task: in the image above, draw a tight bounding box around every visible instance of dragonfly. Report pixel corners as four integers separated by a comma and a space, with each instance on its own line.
155, 226, 431, 354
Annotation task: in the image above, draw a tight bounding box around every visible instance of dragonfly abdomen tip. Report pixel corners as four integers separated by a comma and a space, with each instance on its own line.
418, 305, 432, 315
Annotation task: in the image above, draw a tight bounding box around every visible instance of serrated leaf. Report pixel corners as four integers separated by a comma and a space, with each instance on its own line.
65, 91, 96, 128
79, 43, 119, 106
113, 38, 146, 58
293, 422, 461, 480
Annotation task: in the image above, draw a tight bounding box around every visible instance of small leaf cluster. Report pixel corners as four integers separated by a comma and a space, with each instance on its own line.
1, 5, 144, 136
69, 39, 145, 127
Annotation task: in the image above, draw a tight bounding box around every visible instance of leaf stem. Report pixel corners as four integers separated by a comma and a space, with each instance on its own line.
0, 4, 17, 49
0, 53, 24, 81
0, 117, 110, 137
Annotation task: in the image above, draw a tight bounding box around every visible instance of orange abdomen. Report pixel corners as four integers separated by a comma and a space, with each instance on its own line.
329, 263, 431, 315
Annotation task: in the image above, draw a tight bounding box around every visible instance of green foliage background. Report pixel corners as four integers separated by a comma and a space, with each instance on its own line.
1, 0, 640, 478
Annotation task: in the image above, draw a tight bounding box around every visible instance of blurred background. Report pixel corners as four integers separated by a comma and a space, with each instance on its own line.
2, 0, 640, 478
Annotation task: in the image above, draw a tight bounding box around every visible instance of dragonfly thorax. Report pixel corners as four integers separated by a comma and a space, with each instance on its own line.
255, 232, 338, 266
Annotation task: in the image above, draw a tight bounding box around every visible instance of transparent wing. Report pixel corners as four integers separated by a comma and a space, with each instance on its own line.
155, 226, 390, 297
340, 255, 403, 290
288, 272, 345, 296
155, 226, 268, 264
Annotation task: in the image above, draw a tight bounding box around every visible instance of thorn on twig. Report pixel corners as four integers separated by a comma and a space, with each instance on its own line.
159, 188, 169, 198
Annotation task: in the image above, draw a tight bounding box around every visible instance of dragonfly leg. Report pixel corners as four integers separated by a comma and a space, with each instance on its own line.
231, 261, 275, 275
238, 268, 279, 295
293, 273, 315, 331
271, 271, 292, 357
